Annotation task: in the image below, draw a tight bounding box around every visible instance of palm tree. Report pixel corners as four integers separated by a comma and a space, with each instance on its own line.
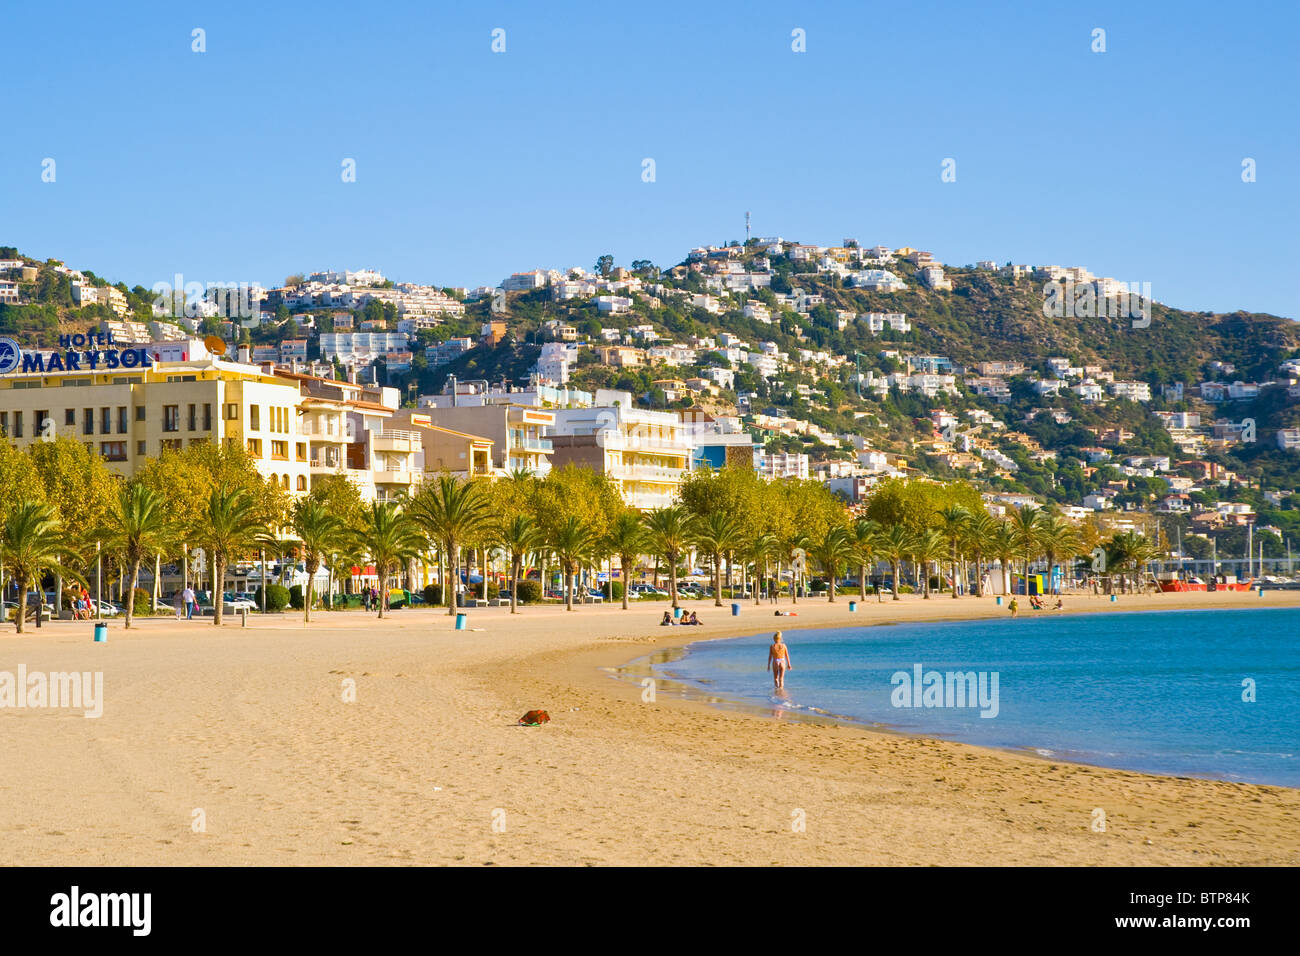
196, 484, 263, 626
692, 511, 746, 607
851, 518, 880, 600
603, 512, 646, 610
809, 525, 855, 602
1, 500, 81, 633
934, 505, 970, 599
989, 521, 1018, 595
913, 529, 948, 599
493, 514, 541, 614
100, 483, 173, 629
743, 532, 780, 605
643, 505, 696, 609
963, 512, 999, 597
785, 532, 811, 604
410, 475, 492, 616
352, 501, 424, 618
292, 499, 344, 624
1036, 514, 1081, 597
549, 516, 598, 611
1009, 506, 1043, 598
878, 524, 913, 600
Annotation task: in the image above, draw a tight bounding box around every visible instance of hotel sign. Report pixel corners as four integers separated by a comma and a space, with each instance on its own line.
0, 332, 155, 375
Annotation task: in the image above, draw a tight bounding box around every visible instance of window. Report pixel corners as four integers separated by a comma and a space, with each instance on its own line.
0, 412, 8, 436
271, 440, 288, 460
249, 405, 260, 430
224, 403, 238, 420
187, 404, 196, 431
203, 403, 212, 431
163, 405, 179, 432
36, 410, 49, 434
100, 407, 111, 434
117, 407, 127, 433
296, 475, 307, 491
64, 409, 75, 426
99, 441, 127, 462
160, 439, 182, 452
83, 408, 94, 435
246, 438, 262, 457
137, 441, 146, 455
135, 406, 146, 421
295, 442, 307, 461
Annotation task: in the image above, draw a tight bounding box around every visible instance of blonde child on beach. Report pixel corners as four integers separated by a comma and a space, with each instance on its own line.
767, 631, 792, 689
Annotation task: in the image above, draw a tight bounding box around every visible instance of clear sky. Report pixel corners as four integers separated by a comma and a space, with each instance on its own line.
2, 0, 1296, 317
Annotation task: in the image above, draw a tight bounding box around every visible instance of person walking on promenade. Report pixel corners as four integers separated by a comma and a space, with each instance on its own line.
182, 585, 196, 620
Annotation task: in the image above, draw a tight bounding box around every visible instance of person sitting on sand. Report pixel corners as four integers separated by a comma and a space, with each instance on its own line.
661, 611, 674, 626
1053, 598, 1063, 610
1008, 598, 1019, 618
687, 611, 701, 625
767, 631, 792, 689
1029, 594, 1043, 610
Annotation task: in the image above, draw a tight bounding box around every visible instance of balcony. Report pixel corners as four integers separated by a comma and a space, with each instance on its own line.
373, 429, 419, 452
511, 436, 553, 452
373, 469, 418, 486
612, 463, 686, 483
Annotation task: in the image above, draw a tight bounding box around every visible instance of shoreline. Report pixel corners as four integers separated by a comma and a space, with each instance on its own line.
2, 590, 1298, 865
607, 603, 1298, 789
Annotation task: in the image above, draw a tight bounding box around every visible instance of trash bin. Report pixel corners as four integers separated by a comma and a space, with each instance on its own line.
673, 606, 683, 620
93, 623, 107, 642
848, 601, 857, 612
995, 596, 1002, 606
1110, 594, 1117, 602
455, 613, 467, 630
456, 592, 466, 608
731, 602, 740, 617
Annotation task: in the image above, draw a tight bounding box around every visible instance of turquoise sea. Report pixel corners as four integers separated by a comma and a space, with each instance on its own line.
643, 607, 1300, 787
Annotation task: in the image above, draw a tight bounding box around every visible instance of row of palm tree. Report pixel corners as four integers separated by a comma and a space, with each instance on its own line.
4, 472, 1167, 634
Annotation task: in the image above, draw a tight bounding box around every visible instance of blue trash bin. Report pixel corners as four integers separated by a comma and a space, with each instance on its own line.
673, 607, 683, 619
731, 602, 740, 617
848, 601, 857, 612
995, 596, 1002, 606
93, 623, 107, 642
455, 613, 467, 630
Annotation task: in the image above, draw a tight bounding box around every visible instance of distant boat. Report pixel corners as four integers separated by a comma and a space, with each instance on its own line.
1160, 572, 1255, 592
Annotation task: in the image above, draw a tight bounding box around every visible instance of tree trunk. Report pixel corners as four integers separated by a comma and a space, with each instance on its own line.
378, 564, 387, 619
951, 545, 959, 598
213, 556, 224, 626
511, 556, 520, 614
621, 554, 630, 610
126, 560, 141, 629
15, 573, 28, 633
565, 568, 574, 611
828, 571, 836, 603
859, 563, 867, 600
891, 561, 900, 600
446, 541, 458, 616
669, 556, 678, 609
713, 552, 723, 607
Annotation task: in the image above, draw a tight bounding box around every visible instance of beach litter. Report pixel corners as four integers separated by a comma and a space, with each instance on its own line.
518, 710, 551, 726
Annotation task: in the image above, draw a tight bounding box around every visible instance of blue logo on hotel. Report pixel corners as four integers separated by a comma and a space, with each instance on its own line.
0, 337, 21, 374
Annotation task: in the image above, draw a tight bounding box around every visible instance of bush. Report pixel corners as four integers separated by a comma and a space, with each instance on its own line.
422, 584, 442, 606
514, 580, 542, 604
474, 580, 500, 600
603, 581, 624, 600
132, 587, 153, 617
257, 584, 291, 611
289, 584, 304, 609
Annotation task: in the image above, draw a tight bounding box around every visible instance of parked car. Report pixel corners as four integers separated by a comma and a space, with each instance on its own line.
222, 592, 257, 612
91, 600, 122, 617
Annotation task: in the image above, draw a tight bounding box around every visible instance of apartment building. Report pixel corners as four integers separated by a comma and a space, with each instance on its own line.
0, 353, 310, 492
393, 403, 555, 477
549, 390, 693, 511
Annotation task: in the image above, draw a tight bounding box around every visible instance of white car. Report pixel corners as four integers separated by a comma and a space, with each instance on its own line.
91, 600, 122, 617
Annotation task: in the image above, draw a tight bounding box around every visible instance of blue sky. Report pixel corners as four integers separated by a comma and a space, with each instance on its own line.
2, 0, 1296, 317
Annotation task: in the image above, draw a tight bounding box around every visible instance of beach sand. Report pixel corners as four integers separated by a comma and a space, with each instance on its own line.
2, 590, 1297, 866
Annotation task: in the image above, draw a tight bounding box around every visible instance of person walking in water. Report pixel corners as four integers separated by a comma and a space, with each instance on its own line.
767, 631, 792, 689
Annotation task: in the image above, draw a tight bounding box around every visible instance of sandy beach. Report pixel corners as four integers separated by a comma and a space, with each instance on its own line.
2, 590, 1298, 866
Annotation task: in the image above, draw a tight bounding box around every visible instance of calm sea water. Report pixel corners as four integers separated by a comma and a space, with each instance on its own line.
646, 608, 1300, 787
